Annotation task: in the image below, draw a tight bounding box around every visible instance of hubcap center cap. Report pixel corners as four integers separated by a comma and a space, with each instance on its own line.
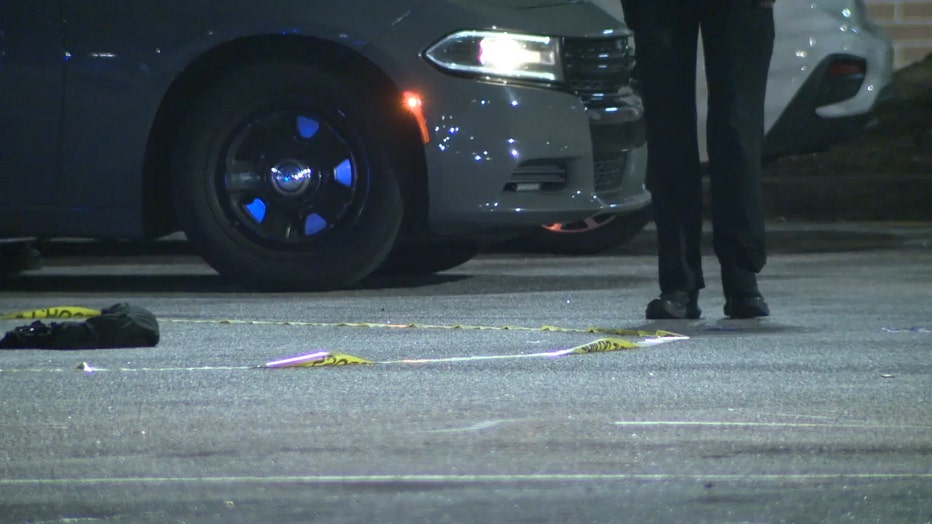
269, 160, 314, 195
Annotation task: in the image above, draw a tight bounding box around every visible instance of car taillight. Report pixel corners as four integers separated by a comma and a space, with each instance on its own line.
816, 56, 866, 106
827, 61, 865, 78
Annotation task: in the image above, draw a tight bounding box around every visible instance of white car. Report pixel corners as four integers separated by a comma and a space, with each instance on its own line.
522, 0, 894, 254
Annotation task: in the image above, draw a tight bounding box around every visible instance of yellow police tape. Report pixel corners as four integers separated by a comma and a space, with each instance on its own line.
0, 306, 102, 320
261, 335, 685, 369
162, 317, 682, 338
262, 351, 375, 368
3, 308, 685, 339
2, 306, 688, 370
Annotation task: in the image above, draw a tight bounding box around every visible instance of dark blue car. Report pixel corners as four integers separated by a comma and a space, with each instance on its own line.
0, 0, 648, 289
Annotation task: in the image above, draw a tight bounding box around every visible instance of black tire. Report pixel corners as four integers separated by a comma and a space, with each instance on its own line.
172, 62, 404, 290
521, 206, 652, 255
0, 242, 40, 276
374, 240, 480, 275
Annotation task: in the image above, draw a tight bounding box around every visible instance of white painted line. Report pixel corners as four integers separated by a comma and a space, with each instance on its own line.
613, 421, 932, 429
420, 420, 516, 433
1, 473, 929, 487
0, 366, 255, 373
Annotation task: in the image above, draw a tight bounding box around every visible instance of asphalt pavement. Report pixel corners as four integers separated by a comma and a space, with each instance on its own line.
1, 222, 930, 523
2, 57, 929, 524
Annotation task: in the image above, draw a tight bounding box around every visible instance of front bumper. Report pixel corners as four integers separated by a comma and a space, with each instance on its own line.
418, 76, 648, 234
364, 1, 650, 235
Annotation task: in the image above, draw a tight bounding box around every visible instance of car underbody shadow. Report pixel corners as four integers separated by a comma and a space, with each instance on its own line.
486, 226, 906, 257
631, 318, 820, 337
0, 274, 236, 293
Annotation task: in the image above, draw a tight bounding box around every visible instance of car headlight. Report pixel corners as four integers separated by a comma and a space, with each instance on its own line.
424, 30, 563, 83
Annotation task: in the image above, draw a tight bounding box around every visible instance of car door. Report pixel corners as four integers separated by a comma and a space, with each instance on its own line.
0, 0, 63, 219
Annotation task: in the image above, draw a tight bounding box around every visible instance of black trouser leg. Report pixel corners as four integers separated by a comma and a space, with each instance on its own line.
629, 3, 705, 295
700, 1, 774, 295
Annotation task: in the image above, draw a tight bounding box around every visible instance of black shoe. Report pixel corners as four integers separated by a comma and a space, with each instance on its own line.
646, 291, 701, 320
724, 294, 770, 319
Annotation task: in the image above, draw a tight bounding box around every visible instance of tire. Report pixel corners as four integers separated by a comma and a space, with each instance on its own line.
0, 242, 40, 276
520, 206, 652, 255
374, 240, 480, 275
172, 62, 404, 290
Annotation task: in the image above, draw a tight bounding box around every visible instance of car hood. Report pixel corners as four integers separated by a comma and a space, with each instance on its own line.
479, 0, 586, 7
406, 0, 625, 38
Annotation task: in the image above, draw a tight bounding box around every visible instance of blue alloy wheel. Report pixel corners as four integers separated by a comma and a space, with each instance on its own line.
172, 62, 403, 291
221, 111, 358, 246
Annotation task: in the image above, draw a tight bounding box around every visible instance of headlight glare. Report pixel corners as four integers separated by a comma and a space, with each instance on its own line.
425, 30, 562, 82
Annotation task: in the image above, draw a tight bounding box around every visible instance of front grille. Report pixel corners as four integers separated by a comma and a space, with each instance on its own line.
562, 36, 635, 105
593, 152, 628, 193
590, 120, 646, 154
561, 36, 638, 197
504, 161, 567, 192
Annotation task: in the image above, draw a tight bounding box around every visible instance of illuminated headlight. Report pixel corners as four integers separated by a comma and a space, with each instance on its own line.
424, 30, 563, 82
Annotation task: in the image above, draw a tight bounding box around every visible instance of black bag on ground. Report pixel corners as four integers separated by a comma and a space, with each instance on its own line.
0, 303, 159, 349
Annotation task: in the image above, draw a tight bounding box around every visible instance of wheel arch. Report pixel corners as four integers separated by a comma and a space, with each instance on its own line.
141, 35, 427, 238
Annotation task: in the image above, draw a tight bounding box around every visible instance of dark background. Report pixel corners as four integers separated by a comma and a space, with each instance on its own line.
761, 52, 932, 222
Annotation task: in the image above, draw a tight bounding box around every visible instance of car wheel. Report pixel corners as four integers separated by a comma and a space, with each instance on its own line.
374, 240, 480, 275
172, 62, 404, 290
521, 206, 652, 255
0, 242, 40, 276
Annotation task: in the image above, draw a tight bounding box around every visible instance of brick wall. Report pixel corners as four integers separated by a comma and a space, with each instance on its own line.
865, 0, 932, 69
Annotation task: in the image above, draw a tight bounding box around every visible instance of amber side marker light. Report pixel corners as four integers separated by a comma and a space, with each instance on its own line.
402, 91, 430, 144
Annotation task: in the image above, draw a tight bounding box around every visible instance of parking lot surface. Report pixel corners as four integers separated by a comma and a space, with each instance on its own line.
1, 222, 930, 523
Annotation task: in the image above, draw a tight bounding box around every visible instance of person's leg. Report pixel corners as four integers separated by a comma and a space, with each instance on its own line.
699, 0, 774, 317
627, 1, 705, 318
